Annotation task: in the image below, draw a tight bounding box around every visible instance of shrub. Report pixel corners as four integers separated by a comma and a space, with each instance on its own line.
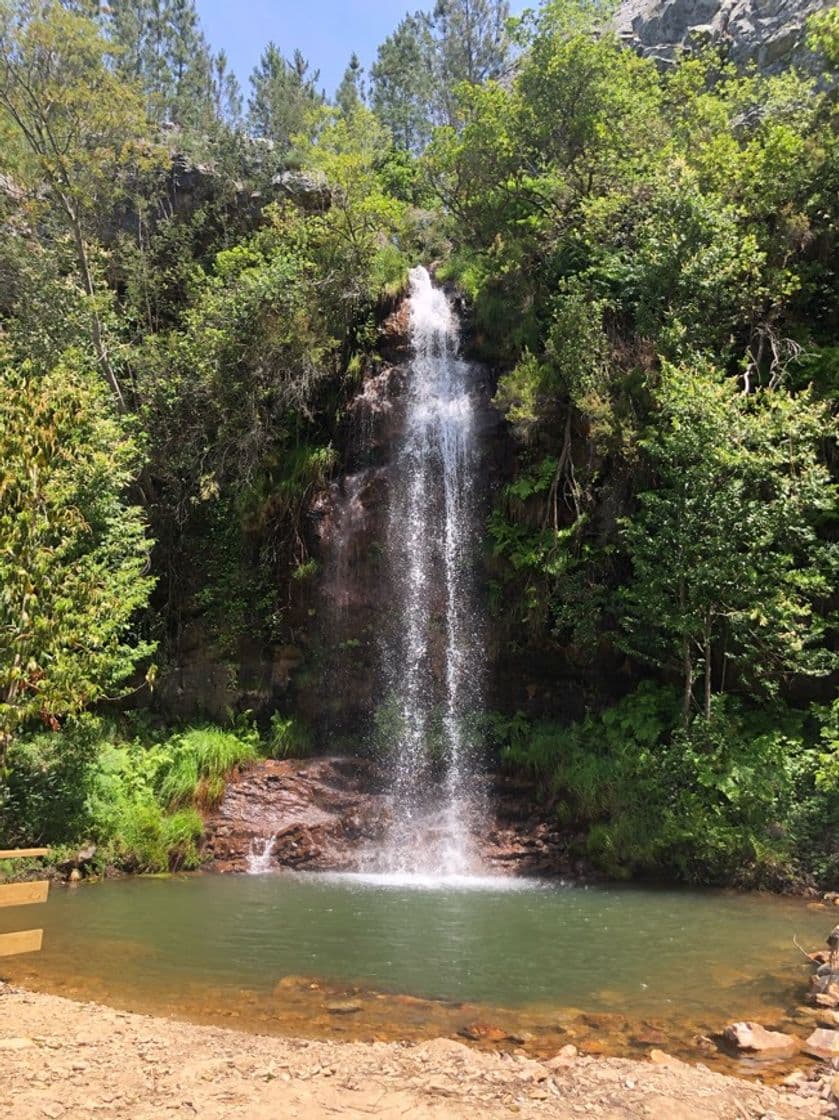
268, 713, 312, 759
0, 716, 102, 846
0, 719, 257, 875
498, 683, 822, 885
159, 726, 259, 809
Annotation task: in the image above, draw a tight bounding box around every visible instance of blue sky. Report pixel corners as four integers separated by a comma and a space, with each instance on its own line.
196, 1, 530, 101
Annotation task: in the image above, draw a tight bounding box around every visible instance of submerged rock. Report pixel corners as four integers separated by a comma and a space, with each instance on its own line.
458, 1023, 507, 1042
325, 1000, 363, 1015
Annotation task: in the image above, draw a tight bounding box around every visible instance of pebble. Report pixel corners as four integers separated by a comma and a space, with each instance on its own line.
0, 1037, 36, 1051
649, 1049, 680, 1066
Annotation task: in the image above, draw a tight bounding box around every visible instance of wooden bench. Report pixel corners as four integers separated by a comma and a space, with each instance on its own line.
0, 849, 49, 957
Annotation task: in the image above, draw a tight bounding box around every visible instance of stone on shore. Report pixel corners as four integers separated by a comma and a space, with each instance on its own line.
722, 1021, 799, 1057
803, 1028, 839, 1060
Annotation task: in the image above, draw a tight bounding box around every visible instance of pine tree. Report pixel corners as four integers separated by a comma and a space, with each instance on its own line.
336, 52, 364, 117
432, 0, 511, 123
247, 43, 322, 151
107, 0, 217, 130
370, 12, 436, 151
212, 50, 243, 126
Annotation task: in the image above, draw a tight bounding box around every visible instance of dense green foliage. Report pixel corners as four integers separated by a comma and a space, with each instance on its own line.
0, 0, 836, 886
0, 717, 259, 871
0, 360, 154, 763
496, 687, 839, 884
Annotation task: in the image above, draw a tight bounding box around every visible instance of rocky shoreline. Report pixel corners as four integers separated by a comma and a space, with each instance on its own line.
2, 984, 838, 1120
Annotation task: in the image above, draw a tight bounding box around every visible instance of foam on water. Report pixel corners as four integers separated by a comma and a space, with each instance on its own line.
310, 870, 543, 893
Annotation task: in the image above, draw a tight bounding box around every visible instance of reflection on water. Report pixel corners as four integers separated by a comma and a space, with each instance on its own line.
0, 873, 827, 1073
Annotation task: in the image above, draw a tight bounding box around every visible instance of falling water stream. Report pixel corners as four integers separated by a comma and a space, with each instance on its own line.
380, 266, 485, 876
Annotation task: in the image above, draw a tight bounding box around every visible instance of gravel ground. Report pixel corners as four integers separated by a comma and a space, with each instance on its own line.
2, 985, 836, 1120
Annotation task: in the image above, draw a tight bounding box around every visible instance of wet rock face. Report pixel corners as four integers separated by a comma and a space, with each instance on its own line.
615, 0, 829, 74
202, 758, 582, 877
202, 758, 390, 872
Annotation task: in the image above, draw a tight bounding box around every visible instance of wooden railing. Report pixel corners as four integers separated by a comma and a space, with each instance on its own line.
0, 848, 49, 957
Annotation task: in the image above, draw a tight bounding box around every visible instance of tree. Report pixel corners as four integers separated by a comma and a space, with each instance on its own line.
107, 0, 218, 130
619, 362, 837, 723
370, 1, 511, 147
0, 357, 155, 765
247, 43, 321, 151
0, 1, 159, 409
370, 12, 436, 151
808, 7, 839, 67
336, 52, 364, 117
432, 0, 511, 123
212, 49, 242, 126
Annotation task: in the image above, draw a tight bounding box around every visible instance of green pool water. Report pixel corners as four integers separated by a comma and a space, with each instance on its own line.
1, 872, 828, 1040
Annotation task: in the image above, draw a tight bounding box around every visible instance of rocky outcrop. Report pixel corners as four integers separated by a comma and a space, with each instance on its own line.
271, 170, 333, 212
202, 757, 583, 877
202, 757, 390, 872
615, 0, 829, 73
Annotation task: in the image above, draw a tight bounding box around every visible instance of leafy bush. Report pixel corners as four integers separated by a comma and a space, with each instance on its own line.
498, 683, 825, 885
0, 719, 260, 875
0, 716, 101, 847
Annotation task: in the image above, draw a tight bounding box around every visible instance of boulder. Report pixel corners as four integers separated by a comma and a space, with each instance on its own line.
809, 966, 839, 1008
272, 170, 333, 212
803, 1028, 839, 1060
722, 1021, 799, 1057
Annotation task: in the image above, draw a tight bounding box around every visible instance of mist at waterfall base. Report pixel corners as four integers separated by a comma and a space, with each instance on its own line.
373, 265, 488, 882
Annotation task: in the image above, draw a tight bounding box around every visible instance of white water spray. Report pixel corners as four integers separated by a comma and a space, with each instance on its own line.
246, 832, 278, 874
380, 266, 485, 876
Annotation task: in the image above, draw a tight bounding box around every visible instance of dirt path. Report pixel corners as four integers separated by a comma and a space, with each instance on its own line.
1, 985, 833, 1120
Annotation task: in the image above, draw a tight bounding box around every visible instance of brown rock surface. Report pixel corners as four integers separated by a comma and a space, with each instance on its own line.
202, 757, 390, 873
202, 757, 582, 878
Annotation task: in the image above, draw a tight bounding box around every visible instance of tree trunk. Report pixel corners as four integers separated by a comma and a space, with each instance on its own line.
679, 576, 693, 726
682, 635, 693, 727
55, 189, 126, 412
703, 614, 712, 721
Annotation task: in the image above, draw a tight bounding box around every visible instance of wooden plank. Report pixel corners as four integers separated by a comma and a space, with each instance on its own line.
0, 881, 49, 908
0, 929, 43, 957
0, 849, 49, 860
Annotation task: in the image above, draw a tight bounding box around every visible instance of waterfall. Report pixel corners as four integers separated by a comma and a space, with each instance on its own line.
380, 265, 485, 876
246, 832, 277, 874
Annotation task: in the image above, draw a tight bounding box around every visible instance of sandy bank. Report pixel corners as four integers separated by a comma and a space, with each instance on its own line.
2, 985, 836, 1119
